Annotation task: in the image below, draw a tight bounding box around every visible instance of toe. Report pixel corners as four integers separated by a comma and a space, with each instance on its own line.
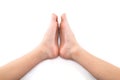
61, 13, 67, 22
52, 13, 58, 22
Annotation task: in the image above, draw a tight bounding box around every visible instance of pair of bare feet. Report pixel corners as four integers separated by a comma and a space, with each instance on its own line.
0, 13, 119, 80
39, 14, 80, 60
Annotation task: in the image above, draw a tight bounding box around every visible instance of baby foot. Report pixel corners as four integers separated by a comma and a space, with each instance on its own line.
59, 14, 80, 59
40, 14, 59, 59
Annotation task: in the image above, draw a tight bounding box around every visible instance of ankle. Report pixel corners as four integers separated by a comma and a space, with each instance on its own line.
71, 46, 84, 60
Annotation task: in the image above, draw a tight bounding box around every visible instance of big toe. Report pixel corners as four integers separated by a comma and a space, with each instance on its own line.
51, 13, 58, 22
60, 13, 70, 29
61, 13, 67, 22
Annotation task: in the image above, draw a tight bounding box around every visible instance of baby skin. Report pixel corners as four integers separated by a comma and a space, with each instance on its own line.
0, 14, 120, 80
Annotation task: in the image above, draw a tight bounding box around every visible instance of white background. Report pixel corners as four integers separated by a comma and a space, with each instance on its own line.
0, 0, 120, 80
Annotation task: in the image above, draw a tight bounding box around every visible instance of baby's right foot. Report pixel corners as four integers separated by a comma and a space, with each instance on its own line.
59, 14, 80, 59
